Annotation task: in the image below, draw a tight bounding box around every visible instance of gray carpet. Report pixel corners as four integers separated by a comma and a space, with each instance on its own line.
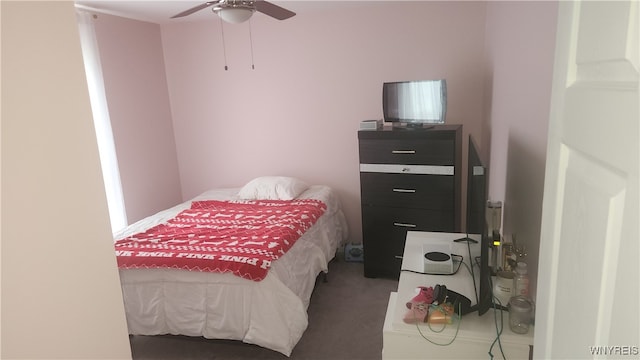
129, 256, 399, 360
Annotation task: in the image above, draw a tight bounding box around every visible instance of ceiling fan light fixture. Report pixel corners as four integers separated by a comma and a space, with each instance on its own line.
172, 1, 295, 22
215, 6, 255, 24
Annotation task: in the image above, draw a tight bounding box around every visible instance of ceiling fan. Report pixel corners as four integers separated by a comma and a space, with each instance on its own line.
171, 0, 296, 24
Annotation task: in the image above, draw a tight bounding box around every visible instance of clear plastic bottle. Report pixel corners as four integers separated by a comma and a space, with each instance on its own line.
514, 262, 530, 296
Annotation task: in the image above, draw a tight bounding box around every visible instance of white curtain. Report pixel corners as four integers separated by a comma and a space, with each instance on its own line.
76, 10, 128, 234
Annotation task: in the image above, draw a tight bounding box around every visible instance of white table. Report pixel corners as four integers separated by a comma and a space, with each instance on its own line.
382, 231, 534, 359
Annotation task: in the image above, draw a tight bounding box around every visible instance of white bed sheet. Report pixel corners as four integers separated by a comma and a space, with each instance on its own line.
116, 185, 348, 356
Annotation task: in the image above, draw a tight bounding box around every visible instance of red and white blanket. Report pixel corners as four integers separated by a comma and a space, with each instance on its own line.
114, 199, 327, 281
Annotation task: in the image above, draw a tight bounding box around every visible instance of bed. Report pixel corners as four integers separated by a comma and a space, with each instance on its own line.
113, 177, 348, 356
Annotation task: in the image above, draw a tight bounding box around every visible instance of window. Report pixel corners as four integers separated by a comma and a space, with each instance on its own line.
76, 10, 127, 234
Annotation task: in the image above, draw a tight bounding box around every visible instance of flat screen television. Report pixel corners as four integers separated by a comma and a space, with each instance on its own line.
382, 79, 447, 126
465, 135, 493, 316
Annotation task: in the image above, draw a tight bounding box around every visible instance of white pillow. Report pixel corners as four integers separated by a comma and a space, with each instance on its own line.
238, 176, 309, 200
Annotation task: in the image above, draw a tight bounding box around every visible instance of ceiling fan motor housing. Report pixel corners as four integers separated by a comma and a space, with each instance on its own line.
213, 0, 256, 23
171, 0, 295, 22
212, 0, 256, 12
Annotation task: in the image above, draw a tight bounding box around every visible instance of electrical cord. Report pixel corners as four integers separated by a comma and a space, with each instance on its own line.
471, 255, 507, 359
465, 238, 479, 304
459, 259, 474, 278
488, 276, 507, 360
400, 254, 464, 276
413, 302, 462, 346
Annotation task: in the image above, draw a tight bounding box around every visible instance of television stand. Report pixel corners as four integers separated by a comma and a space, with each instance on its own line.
382, 231, 534, 359
453, 235, 478, 244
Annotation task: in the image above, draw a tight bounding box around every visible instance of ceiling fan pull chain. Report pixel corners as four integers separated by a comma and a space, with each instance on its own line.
249, 20, 255, 70
219, 19, 229, 71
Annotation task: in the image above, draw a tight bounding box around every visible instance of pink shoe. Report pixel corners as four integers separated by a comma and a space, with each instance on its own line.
402, 286, 434, 324
405, 286, 434, 309
403, 303, 429, 323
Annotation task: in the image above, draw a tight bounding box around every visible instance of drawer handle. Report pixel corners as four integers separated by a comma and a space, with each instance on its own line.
391, 150, 416, 154
394, 255, 403, 260
393, 222, 417, 228
392, 188, 416, 193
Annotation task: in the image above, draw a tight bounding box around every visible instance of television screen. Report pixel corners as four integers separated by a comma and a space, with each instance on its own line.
382, 80, 447, 124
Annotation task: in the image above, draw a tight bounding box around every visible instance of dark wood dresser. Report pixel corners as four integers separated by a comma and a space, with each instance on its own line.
358, 125, 462, 278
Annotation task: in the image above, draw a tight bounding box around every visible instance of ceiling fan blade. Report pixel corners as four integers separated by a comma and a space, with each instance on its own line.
171, 1, 218, 18
254, 1, 296, 20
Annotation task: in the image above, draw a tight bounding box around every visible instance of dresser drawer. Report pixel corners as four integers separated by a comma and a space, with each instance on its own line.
360, 173, 455, 209
359, 139, 454, 165
362, 206, 454, 278
362, 205, 455, 234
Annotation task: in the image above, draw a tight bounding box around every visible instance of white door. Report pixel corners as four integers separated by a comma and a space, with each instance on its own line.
535, 1, 639, 359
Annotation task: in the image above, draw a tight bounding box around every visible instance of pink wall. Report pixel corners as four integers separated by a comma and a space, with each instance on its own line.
94, 14, 182, 225
160, 2, 489, 243
484, 1, 559, 299
87, 2, 558, 301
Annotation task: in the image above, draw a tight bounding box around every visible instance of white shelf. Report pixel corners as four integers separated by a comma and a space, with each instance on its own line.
382, 231, 534, 359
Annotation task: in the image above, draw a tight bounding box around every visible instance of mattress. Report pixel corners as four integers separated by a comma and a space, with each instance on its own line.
115, 185, 348, 356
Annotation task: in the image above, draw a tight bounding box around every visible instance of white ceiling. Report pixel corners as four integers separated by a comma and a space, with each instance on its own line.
74, 1, 376, 24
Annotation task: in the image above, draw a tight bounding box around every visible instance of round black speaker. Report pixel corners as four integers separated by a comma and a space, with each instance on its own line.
424, 251, 451, 262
